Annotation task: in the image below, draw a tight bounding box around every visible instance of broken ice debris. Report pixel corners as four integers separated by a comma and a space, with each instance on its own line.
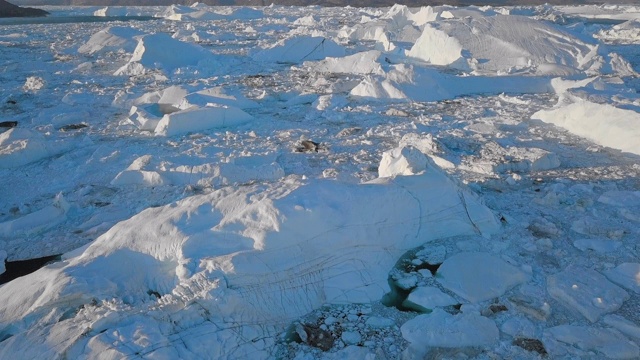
437, 252, 529, 303
547, 265, 629, 322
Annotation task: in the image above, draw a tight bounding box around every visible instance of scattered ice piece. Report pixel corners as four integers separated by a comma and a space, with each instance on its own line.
252, 36, 345, 64
365, 316, 394, 329
604, 314, 640, 340
378, 145, 427, 178
23, 76, 45, 92
544, 325, 639, 359
403, 286, 458, 312
394, 274, 418, 290
604, 263, 640, 294
0, 193, 70, 237
341, 331, 361, 345
547, 265, 629, 322
437, 252, 529, 303
401, 308, 498, 350
573, 238, 622, 253
154, 106, 253, 136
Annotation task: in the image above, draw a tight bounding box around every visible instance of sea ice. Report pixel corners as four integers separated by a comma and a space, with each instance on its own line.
252, 36, 346, 63
114, 33, 218, 76
532, 99, 640, 156
436, 252, 529, 303
547, 265, 629, 322
154, 105, 254, 136
401, 308, 498, 350
544, 325, 639, 359
403, 286, 458, 312
78, 26, 143, 55
604, 263, 640, 294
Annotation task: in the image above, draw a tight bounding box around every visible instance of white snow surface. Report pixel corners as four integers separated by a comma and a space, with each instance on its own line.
2, 4, 640, 359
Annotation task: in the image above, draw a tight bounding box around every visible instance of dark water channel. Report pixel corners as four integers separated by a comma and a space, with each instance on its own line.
0, 254, 61, 285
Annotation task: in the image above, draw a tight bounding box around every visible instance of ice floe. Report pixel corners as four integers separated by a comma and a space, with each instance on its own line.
547, 265, 629, 322
436, 252, 529, 303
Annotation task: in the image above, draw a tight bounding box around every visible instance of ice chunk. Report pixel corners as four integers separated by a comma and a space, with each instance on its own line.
378, 145, 427, 178
350, 64, 552, 103
544, 325, 639, 359
154, 106, 253, 136
0, 193, 70, 237
306, 50, 385, 75
437, 252, 529, 303
115, 33, 218, 76
573, 239, 622, 253
403, 286, 458, 312
408, 15, 612, 76
0, 128, 66, 168
78, 26, 143, 55
604, 314, 640, 340
23, 76, 45, 92
401, 308, 498, 349
252, 36, 346, 64
532, 99, 640, 156
547, 265, 629, 322
604, 263, 640, 294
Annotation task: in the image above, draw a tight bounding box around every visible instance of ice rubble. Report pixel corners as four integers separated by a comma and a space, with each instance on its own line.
596, 19, 640, 44
0, 154, 499, 358
115, 33, 218, 76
